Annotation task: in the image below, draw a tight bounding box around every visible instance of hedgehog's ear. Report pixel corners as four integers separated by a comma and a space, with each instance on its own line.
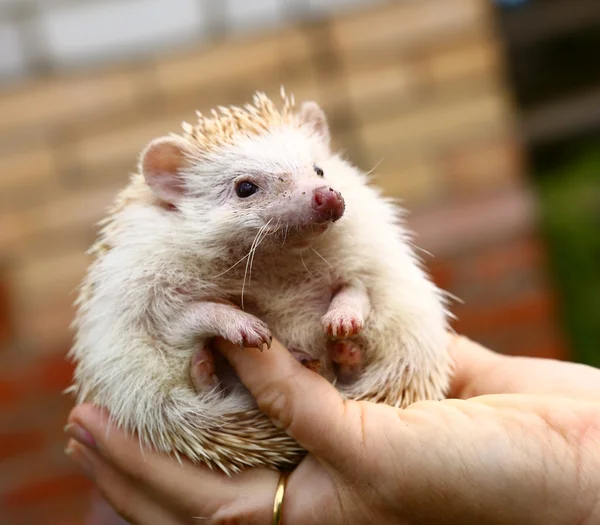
299, 101, 330, 148
140, 136, 192, 205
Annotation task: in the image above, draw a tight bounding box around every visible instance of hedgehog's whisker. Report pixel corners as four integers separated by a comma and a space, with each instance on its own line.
300, 250, 313, 277
209, 217, 276, 281
241, 230, 262, 310
272, 217, 283, 245
241, 220, 272, 310
282, 221, 290, 246
210, 252, 251, 279
311, 247, 333, 269
248, 220, 271, 282
365, 156, 385, 177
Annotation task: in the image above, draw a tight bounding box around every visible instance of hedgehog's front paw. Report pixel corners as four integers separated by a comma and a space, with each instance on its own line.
221, 313, 273, 350
329, 340, 363, 384
322, 309, 363, 339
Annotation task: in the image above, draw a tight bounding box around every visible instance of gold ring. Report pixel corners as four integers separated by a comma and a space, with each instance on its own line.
272, 471, 289, 525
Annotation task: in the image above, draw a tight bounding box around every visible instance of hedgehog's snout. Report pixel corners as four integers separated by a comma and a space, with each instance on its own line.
311, 186, 345, 223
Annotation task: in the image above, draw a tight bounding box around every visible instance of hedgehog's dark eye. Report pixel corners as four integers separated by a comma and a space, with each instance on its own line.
314, 165, 324, 177
236, 181, 259, 198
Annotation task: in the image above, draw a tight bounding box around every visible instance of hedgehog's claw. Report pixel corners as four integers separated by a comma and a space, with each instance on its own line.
240, 327, 272, 351
322, 309, 364, 340
218, 312, 272, 350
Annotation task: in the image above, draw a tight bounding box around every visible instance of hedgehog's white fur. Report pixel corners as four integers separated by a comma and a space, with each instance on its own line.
68, 90, 452, 474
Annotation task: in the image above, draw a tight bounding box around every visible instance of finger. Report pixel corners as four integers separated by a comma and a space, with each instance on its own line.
66, 440, 181, 525
67, 404, 278, 522
214, 337, 365, 467
446, 335, 504, 399
448, 334, 600, 399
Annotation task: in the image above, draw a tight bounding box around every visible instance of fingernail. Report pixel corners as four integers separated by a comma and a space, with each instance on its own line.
64, 423, 96, 449
65, 444, 96, 479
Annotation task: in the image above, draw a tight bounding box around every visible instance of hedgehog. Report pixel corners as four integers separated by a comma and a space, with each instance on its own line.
67, 88, 452, 474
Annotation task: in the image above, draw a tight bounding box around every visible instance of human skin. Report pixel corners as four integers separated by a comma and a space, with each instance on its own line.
65, 335, 600, 525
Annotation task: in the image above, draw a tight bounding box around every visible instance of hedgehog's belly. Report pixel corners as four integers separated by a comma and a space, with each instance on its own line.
256, 283, 334, 363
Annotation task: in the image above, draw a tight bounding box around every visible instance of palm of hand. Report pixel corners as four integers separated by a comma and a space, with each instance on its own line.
279, 399, 599, 525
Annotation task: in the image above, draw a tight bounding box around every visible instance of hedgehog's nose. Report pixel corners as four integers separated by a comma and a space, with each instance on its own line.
312, 186, 345, 223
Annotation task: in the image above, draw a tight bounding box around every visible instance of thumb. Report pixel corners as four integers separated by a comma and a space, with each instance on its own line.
213, 337, 363, 467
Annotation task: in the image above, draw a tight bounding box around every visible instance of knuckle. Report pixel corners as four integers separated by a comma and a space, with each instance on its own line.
254, 380, 295, 430
211, 493, 271, 525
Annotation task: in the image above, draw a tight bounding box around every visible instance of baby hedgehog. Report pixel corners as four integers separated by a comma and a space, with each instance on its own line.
68, 89, 452, 474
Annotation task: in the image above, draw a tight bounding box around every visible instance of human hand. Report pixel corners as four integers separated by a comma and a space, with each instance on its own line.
65, 335, 600, 524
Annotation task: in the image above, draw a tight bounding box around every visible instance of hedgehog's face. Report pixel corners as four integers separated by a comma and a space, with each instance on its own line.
210, 121, 346, 247
140, 101, 346, 249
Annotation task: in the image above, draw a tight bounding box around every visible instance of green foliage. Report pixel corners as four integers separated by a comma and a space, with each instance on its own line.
536, 146, 600, 366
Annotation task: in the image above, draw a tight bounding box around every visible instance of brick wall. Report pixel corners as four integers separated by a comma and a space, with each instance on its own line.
0, 0, 569, 522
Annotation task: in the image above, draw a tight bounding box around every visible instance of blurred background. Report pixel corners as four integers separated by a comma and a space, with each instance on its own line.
0, 0, 598, 522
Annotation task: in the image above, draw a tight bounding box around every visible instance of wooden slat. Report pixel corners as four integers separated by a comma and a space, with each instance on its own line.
424, 36, 502, 87
346, 61, 421, 123
11, 250, 89, 303
371, 156, 444, 208
76, 109, 196, 171
1, 147, 57, 193
0, 68, 144, 134
441, 133, 524, 196
162, 67, 322, 117
0, 147, 59, 214
77, 76, 324, 176
332, 0, 486, 67
156, 27, 311, 104
359, 90, 511, 162
0, 186, 118, 253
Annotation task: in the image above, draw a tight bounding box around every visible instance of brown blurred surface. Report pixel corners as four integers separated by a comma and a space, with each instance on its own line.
0, 0, 571, 522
